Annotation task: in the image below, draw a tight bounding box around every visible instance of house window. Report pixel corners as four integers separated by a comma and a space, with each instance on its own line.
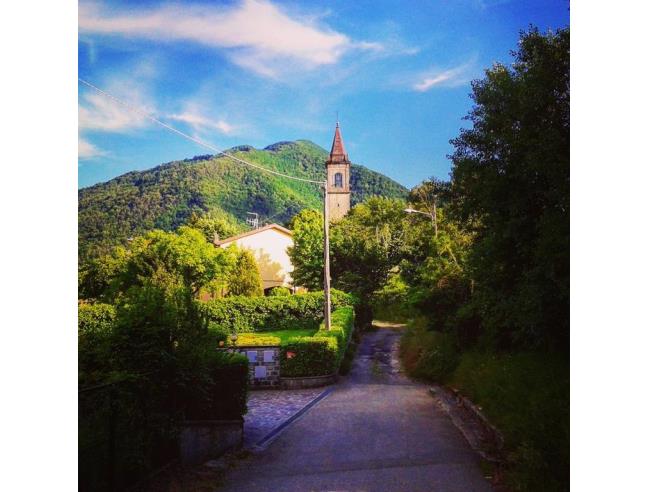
334, 172, 343, 188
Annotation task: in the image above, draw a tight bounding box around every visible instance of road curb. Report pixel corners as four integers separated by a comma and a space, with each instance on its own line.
251, 387, 334, 450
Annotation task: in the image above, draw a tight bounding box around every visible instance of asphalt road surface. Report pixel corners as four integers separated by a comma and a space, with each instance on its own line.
217, 323, 492, 492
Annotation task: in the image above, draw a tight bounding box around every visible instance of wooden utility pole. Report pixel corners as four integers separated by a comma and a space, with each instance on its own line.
323, 184, 332, 331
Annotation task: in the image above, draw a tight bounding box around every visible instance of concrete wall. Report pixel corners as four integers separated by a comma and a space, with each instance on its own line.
180, 420, 243, 465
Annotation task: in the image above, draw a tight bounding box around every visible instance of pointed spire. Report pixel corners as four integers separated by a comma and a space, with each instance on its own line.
329, 121, 348, 163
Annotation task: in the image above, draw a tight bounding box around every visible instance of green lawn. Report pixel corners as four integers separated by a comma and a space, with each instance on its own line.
230, 329, 317, 347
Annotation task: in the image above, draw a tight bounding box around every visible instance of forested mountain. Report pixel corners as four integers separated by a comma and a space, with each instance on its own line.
79, 139, 408, 263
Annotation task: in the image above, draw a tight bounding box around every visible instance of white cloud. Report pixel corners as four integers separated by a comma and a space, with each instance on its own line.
413, 58, 477, 92
79, 0, 377, 77
78, 137, 106, 159
78, 80, 154, 133
168, 110, 235, 136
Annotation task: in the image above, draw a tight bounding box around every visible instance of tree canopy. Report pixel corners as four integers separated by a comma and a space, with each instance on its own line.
449, 27, 569, 349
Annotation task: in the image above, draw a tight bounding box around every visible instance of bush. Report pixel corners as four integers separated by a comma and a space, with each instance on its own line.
175, 341, 248, 421
78, 303, 116, 384
280, 306, 355, 377
399, 319, 459, 382
268, 286, 291, 296
281, 338, 338, 377
199, 289, 356, 333
449, 351, 569, 491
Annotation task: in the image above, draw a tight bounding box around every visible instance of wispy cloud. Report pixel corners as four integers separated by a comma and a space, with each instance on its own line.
79, 0, 379, 78
412, 58, 477, 92
78, 81, 154, 133
78, 137, 106, 159
168, 109, 235, 136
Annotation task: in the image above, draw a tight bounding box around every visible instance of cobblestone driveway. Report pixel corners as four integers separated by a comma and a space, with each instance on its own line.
244, 388, 327, 446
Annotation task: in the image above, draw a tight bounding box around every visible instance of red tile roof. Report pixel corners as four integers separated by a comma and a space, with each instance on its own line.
328, 122, 349, 163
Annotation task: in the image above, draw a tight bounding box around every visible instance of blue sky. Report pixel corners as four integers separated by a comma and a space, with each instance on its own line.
78, 0, 569, 189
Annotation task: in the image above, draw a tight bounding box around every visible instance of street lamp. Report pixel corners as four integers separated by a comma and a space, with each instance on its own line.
404, 207, 438, 237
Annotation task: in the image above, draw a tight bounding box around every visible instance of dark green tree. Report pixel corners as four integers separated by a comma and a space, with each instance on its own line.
449, 27, 569, 350
227, 247, 263, 297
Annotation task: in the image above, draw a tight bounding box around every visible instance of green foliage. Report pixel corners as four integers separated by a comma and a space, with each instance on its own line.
449, 27, 569, 350
280, 306, 355, 377
186, 209, 243, 243
174, 341, 248, 420
233, 329, 316, 346
449, 351, 569, 491
280, 338, 338, 377
289, 198, 408, 327
399, 320, 459, 382
227, 246, 263, 297
408, 178, 452, 210
79, 140, 407, 264
287, 209, 324, 290
78, 302, 116, 383
200, 289, 356, 333
267, 286, 291, 296
372, 273, 410, 322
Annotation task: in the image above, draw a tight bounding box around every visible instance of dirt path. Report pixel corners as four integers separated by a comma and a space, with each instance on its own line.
216, 323, 492, 491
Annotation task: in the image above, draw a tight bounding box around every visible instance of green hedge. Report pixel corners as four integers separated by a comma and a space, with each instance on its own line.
200, 289, 356, 333
175, 345, 249, 421
281, 306, 355, 377
267, 286, 291, 296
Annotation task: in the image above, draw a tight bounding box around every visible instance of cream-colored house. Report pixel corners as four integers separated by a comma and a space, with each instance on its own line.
216, 224, 298, 293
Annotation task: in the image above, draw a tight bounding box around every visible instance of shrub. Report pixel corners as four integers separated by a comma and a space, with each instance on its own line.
268, 286, 291, 296
199, 289, 356, 333
400, 320, 459, 382
175, 342, 249, 421
281, 338, 338, 377
280, 306, 355, 377
78, 303, 116, 384
449, 351, 569, 491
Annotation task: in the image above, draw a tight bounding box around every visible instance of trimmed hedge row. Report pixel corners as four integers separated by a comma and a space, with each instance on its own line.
200, 289, 356, 333
281, 307, 355, 377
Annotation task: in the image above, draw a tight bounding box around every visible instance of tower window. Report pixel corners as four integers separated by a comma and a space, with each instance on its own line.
334, 172, 343, 188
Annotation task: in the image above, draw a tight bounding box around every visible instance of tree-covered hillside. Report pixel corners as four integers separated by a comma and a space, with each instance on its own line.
79, 140, 408, 263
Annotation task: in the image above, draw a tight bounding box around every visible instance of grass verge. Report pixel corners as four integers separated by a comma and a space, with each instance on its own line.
399, 319, 569, 491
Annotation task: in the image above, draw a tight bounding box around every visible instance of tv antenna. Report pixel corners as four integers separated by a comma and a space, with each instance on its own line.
246, 212, 259, 229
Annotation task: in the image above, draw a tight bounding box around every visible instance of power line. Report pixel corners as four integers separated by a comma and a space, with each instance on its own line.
78, 78, 327, 185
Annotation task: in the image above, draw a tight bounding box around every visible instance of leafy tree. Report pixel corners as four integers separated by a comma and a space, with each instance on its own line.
331, 197, 406, 299
287, 209, 324, 290
449, 27, 569, 350
186, 210, 242, 243
400, 208, 475, 342
227, 247, 263, 297
408, 178, 452, 213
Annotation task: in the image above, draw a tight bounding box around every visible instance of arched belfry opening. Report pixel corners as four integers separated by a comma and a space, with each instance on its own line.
326, 122, 351, 220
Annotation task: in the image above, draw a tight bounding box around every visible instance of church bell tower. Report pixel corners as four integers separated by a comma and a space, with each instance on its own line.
326, 121, 351, 221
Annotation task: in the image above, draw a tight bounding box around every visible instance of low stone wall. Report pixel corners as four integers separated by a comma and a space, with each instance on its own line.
180, 419, 243, 465
234, 345, 281, 389
281, 374, 336, 390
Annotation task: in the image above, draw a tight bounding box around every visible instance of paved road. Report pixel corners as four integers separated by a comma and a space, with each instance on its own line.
218, 323, 492, 492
